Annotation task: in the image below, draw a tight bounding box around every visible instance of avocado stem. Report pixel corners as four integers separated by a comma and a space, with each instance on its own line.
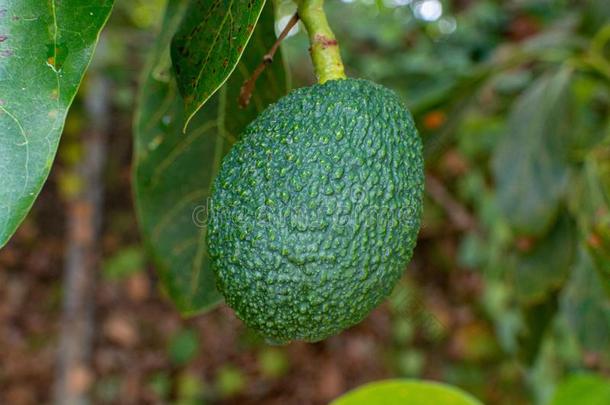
296, 0, 347, 83
239, 12, 300, 108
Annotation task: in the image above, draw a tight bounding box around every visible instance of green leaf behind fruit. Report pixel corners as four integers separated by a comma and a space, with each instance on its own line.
133, 0, 288, 315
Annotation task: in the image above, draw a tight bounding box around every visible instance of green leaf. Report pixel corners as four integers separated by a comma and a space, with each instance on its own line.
588, 220, 610, 289
509, 214, 577, 305
567, 75, 610, 155
568, 154, 610, 292
171, 0, 266, 130
176, 371, 206, 402
330, 380, 483, 405
258, 348, 290, 378
518, 292, 559, 366
588, 144, 610, 287
582, 0, 610, 35
561, 249, 610, 356
503, 215, 576, 364
550, 373, 610, 405
102, 246, 146, 280
0, 0, 114, 247
169, 329, 200, 366
133, 0, 288, 315
215, 365, 246, 398
492, 69, 573, 236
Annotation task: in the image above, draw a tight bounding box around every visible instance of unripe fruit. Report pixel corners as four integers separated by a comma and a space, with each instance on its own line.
208, 78, 423, 343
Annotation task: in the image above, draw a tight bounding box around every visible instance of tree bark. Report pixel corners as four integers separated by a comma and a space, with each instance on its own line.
54, 55, 110, 405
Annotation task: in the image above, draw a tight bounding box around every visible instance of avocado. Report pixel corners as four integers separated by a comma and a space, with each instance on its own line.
208, 78, 423, 343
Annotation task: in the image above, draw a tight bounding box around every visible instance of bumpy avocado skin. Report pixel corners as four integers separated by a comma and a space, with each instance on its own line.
208, 78, 423, 343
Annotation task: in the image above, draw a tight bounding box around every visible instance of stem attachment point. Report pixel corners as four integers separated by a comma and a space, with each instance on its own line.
297, 0, 346, 83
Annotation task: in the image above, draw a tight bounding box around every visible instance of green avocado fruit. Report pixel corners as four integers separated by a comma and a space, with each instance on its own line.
208, 78, 423, 343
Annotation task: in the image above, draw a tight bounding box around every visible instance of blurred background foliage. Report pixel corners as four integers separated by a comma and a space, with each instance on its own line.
0, 0, 609, 403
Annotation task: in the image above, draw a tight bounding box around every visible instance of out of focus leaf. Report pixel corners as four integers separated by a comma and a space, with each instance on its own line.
492, 69, 573, 236
597, 143, 610, 202
0, 0, 114, 247
177, 371, 206, 403
481, 281, 523, 354
568, 153, 610, 292
588, 228, 610, 293
149, 372, 171, 399
133, 0, 288, 314
102, 246, 145, 280
561, 249, 610, 356
518, 292, 559, 366
456, 112, 505, 161
550, 373, 610, 405
258, 348, 290, 378
568, 75, 610, 155
422, 67, 495, 162
509, 215, 575, 364
330, 379, 483, 405
215, 365, 246, 398
509, 214, 577, 305
169, 329, 200, 366
582, 0, 610, 34
171, 0, 266, 130
395, 351, 425, 377
492, 70, 533, 95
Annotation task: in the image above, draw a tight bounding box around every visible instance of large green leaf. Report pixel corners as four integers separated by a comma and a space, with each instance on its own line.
330, 380, 483, 405
171, 0, 266, 130
492, 69, 573, 236
0, 0, 114, 247
507, 215, 576, 364
550, 373, 610, 405
560, 249, 610, 357
133, 0, 288, 314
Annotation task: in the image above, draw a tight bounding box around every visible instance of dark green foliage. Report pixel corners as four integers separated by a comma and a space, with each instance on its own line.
510, 214, 576, 305
170, 0, 266, 128
208, 79, 424, 343
492, 69, 572, 236
133, 0, 288, 314
561, 250, 610, 356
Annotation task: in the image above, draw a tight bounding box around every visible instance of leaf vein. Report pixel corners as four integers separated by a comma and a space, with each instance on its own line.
0, 105, 30, 194
192, 0, 235, 97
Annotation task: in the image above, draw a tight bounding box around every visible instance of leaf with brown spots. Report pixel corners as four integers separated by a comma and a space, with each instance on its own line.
134, 0, 288, 314
0, 0, 114, 248
170, 0, 266, 131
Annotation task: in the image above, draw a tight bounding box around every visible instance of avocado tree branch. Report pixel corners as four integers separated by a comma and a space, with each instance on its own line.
239, 12, 300, 108
296, 0, 346, 83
